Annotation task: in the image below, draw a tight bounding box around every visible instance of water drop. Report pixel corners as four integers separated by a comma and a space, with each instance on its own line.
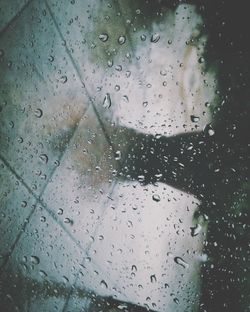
190, 224, 202, 237
103, 93, 111, 108
40, 216, 46, 222
99, 33, 109, 42
118, 35, 126, 45
39, 270, 47, 278
173, 297, 179, 304
34, 108, 43, 118
39, 154, 48, 164
152, 194, 161, 202
198, 57, 205, 64
57, 208, 63, 215
48, 55, 54, 62
30, 255, 40, 264
151, 33, 160, 43
107, 60, 113, 67
150, 274, 157, 283
21, 201, 27, 208
115, 150, 121, 160
190, 115, 200, 123
140, 34, 146, 41
174, 256, 189, 269
204, 123, 215, 137
100, 279, 108, 289
64, 217, 72, 224
131, 265, 137, 272
122, 95, 129, 102
59, 75, 67, 84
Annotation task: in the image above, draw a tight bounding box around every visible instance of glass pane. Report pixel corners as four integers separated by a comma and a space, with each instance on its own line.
0, 1, 249, 311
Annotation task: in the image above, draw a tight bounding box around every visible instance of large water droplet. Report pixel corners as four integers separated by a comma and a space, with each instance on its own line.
151, 33, 160, 43
103, 93, 111, 108
174, 256, 189, 269
99, 33, 109, 42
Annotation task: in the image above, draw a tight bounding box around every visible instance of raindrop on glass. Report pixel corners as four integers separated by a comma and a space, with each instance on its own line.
190, 224, 202, 237
39, 154, 48, 164
99, 33, 109, 42
59, 75, 67, 84
174, 256, 189, 269
118, 35, 126, 45
100, 280, 108, 289
150, 274, 157, 283
190, 115, 200, 123
151, 33, 160, 43
103, 93, 111, 108
30, 255, 40, 265
152, 194, 161, 202
34, 108, 43, 118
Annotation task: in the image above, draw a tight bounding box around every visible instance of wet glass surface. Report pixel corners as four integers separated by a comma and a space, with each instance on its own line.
0, 1, 249, 311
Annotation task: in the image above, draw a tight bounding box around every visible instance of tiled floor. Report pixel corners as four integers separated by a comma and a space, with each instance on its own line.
0, 1, 215, 311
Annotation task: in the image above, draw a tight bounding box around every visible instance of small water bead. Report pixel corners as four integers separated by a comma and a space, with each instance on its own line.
151, 33, 160, 43
39, 154, 48, 164
103, 93, 111, 108
122, 95, 129, 102
150, 274, 157, 283
118, 35, 126, 45
140, 34, 146, 41
30, 255, 40, 265
198, 56, 205, 64
100, 280, 108, 289
39, 270, 47, 278
99, 33, 109, 42
57, 208, 63, 215
115, 65, 122, 71
107, 60, 113, 67
34, 108, 43, 118
152, 194, 161, 202
115, 150, 121, 160
174, 256, 189, 269
40, 216, 46, 222
48, 55, 54, 62
59, 75, 67, 84
190, 115, 200, 123
21, 201, 27, 208
190, 224, 202, 237
64, 217, 73, 224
